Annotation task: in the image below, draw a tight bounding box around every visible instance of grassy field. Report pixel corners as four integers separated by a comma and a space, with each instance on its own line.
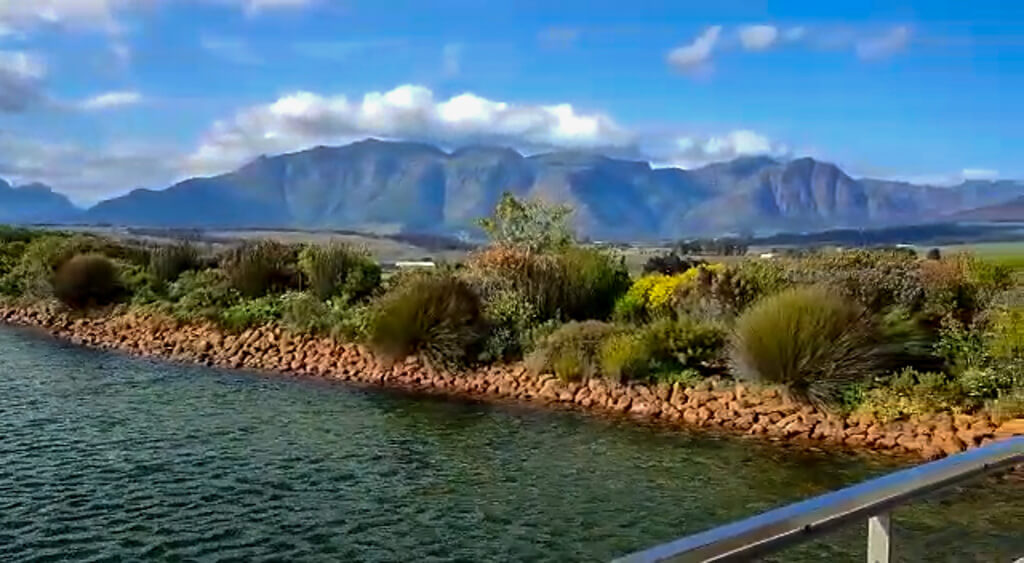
938, 241, 1024, 270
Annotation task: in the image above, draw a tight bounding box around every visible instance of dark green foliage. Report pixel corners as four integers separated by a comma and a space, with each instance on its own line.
279, 292, 371, 341
298, 243, 381, 302
467, 245, 629, 361
0, 225, 46, 244
0, 240, 27, 281
599, 317, 727, 383
149, 242, 201, 284
558, 247, 631, 321
219, 296, 284, 332
477, 283, 541, 363
858, 368, 969, 422
221, 241, 300, 298
368, 272, 485, 369
730, 286, 898, 409
477, 192, 574, 252
926, 248, 941, 260
782, 250, 924, 313
642, 253, 705, 275
52, 254, 122, 309
526, 321, 622, 381
167, 269, 240, 322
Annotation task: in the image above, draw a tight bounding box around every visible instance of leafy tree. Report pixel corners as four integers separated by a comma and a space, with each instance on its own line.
477, 192, 574, 252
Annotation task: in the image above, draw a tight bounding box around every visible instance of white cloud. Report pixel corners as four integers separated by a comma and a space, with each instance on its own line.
0, 132, 182, 205
184, 83, 789, 177
655, 130, 789, 168
856, 26, 911, 60
200, 35, 262, 65
871, 168, 1002, 187
961, 168, 999, 181
667, 26, 721, 70
0, 50, 47, 112
186, 85, 636, 173
0, 1, 122, 33
738, 25, 779, 50
78, 90, 143, 110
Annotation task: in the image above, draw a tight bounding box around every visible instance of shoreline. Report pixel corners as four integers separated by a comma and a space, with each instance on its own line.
2, 304, 1021, 460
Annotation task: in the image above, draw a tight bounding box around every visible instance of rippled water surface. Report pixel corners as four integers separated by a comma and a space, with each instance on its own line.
1, 326, 1021, 562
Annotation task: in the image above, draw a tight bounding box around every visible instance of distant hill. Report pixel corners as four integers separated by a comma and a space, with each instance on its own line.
8, 139, 1024, 239
0, 180, 81, 224
949, 195, 1024, 222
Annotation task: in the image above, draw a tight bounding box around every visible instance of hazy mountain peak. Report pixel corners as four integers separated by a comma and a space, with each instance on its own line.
1, 139, 1015, 238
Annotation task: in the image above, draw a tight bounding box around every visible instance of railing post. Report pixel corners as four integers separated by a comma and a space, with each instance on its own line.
867, 512, 891, 563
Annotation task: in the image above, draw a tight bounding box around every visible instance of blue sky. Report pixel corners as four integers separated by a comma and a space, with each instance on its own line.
0, 0, 1021, 204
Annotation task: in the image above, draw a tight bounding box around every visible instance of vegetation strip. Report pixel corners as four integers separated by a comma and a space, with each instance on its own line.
2, 305, 1020, 459
2, 194, 1024, 458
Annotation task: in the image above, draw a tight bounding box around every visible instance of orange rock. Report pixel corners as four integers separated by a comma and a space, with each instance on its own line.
995, 418, 1024, 439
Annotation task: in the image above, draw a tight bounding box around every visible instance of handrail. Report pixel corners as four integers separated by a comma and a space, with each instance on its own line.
614, 436, 1024, 563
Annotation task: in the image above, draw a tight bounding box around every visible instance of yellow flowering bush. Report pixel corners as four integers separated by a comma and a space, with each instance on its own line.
614, 264, 726, 321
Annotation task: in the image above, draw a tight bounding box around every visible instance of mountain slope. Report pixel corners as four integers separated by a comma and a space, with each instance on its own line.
81, 140, 1024, 238
949, 195, 1024, 222
0, 180, 81, 224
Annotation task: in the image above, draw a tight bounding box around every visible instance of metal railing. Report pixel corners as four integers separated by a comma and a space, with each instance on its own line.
614, 436, 1024, 563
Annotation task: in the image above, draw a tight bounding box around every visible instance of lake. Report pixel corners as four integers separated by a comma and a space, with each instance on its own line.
0, 326, 1020, 562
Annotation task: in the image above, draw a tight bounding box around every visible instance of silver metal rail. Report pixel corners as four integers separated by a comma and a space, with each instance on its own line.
614, 436, 1024, 563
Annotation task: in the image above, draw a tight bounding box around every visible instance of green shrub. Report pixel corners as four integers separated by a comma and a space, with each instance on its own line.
221, 241, 299, 298
298, 243, 381, 302
599, 333, 654, 382
957, 367, 1015, 402
526, 320, 622, 381
987, 386, 1024, 423
52, 254, 123, 309
642, 253, 705, 275
919, 254, 1012, 327
858, 368, 968, 422
0, 240, 28, 282
278, 292, 370, 340
0, 225, 45, 244
477, 192, 574, 252
168, 269, 239, 322
783, 250, 924, 314
558, 247, 631, 321
219, 295, 283, 332
477, 283, 541, 363
644, 317, 727, 376
368, 272, 485, 368
468, 245, 629, 323
730, 286, 895, 408
0, 235, 86, 297
597, 317, 726, 384
0, 234, 150, 298
149, 242, 201, 284
281, 291, 332, 334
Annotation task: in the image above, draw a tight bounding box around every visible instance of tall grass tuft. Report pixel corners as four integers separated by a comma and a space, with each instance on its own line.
221, 241, 299, 298
368, 272, 485, 369
149, 242, 201, 284
298, 242, 381, 302
730, 286, 891, 409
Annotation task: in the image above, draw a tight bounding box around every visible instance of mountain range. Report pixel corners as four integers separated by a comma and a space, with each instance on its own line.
3, 139, 1024, 240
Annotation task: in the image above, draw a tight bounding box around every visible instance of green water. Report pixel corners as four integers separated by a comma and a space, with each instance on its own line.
0, 326, 1020, 562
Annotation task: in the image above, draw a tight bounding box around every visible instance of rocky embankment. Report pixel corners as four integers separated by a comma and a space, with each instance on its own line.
3, 305, 1022, 459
